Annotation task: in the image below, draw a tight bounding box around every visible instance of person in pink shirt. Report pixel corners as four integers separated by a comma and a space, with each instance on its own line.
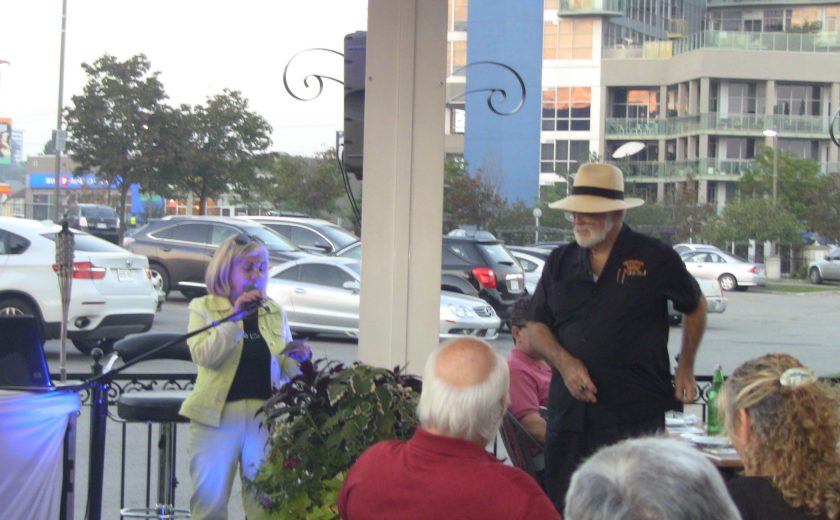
508, 295, 552, 444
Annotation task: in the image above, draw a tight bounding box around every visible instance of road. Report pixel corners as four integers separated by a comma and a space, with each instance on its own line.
46, 287, 840, 377
41, 287, 840, 519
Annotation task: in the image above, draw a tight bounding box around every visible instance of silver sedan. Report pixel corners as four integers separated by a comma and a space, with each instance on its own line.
680, 250, 766, 291
266, 257, 500, 339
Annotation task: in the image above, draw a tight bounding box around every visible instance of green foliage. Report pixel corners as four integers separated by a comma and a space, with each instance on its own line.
65, 54, 168, 239
245, 149, 347, 218
443, 157, 507, 231
492, 199, 537, 244
803, 172, 840, 244
164, 89, 273, 214
740, 145, 820, 222
702, 197, 801, 245
248, 359, 421, 519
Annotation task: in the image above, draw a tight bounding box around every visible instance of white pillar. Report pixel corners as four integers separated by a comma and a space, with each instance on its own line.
358, 0, 447, 375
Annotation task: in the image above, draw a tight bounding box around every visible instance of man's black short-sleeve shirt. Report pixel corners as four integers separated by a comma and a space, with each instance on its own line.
529, 224, 701, 431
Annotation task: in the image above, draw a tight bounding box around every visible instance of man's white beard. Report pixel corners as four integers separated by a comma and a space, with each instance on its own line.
574, 217, 614, 248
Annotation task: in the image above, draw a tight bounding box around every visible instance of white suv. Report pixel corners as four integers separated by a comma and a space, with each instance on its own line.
0, 217, 159, 355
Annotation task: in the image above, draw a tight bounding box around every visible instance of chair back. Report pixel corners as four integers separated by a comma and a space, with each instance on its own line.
499, 410, 545, 483
113, 332, 192, 363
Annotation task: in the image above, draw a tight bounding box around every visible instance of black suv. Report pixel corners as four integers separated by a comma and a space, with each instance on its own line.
123, 216, 310, 299
66, 203, 120, 243
441, 236, 525, 321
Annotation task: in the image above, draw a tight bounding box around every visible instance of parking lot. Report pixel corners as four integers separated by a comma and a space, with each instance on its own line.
43, 286, 840, 519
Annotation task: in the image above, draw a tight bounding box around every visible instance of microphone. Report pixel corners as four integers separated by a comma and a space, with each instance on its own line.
243, 284, 271, 312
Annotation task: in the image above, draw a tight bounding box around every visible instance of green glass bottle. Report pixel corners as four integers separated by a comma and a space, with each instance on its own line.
706, 365, 724, 436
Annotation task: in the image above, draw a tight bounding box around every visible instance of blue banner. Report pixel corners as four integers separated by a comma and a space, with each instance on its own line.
28, 173, 117, 190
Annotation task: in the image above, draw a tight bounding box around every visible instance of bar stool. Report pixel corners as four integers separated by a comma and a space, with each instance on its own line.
110, 333, 193, 519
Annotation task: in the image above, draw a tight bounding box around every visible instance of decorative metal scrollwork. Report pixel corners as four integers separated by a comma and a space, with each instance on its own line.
282, 48, 345, 101
282, 48, 525, 118
830, 106, 840, 148
448, 61, 526, 116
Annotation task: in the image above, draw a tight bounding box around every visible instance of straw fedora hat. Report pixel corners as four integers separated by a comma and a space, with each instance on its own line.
549, 163, 644, 213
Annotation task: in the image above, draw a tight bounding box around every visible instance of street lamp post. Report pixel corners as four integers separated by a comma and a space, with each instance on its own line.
762, 128, 779, 202
532, 207, 542, 244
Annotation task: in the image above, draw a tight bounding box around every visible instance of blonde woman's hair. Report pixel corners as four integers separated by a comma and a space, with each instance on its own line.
720, 353, 840, 519
205, 234, 266, 297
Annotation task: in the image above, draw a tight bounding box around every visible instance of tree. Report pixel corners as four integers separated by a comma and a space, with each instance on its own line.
443, 157, 506, 232
245, 149, 347, 218
702, 197, 801, 246
803, 172, 840, 243
739, 145, 820, 221
168, 89, 273, 214
65, 54, 168, 240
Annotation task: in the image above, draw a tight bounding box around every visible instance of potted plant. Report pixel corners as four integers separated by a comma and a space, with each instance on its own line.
247, 358, 421, 519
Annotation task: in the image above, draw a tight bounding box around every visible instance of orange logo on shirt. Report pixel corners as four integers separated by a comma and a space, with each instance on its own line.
617, 259, 646, 284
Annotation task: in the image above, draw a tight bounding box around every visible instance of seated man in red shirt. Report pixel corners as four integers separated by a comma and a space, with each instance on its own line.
507, 295, 551, 445
338, 337, 560, 520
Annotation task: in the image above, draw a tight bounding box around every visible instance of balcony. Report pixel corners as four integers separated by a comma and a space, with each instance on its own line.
620, 159, 755, 180
605, 114, 831, 138
621, 158, 840, 180
558, 0, 624, 17
673, 30, 840, 55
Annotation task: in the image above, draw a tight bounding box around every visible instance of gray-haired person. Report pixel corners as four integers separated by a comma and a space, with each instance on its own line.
564, 436, 741, 520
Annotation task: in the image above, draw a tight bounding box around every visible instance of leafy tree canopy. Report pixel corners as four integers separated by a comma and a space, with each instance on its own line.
243, 149, 347, 219
65, 53, 168, 238
166, 89, 273, 214
803, 172, 840, 243
443, 157, 506, 232
740, 145, 820, 221
702, 197, 801, 245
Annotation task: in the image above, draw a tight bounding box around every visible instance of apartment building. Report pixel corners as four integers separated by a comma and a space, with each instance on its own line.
449, 0, 840, 209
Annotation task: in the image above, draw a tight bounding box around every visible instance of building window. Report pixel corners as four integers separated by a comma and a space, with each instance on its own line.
542, 87, 591, 131
726, 82, 761, 116
723, 137, 755, 160
448, 0, 468, 32
611, 88, 659, 120
775, 84, 821, 117
544, 19, 593, 60
541, 139, 590, 174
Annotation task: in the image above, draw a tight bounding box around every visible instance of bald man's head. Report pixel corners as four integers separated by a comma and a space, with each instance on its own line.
435, 337, 496, 389
417, 338, 510, 445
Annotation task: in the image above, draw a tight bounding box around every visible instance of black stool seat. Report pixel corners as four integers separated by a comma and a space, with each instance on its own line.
118, 390, 190, 423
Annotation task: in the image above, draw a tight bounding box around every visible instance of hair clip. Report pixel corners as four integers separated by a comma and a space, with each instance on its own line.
779, 367, 817, 387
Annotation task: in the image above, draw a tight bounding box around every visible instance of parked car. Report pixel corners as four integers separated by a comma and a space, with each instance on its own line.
442, 235, 525, 321
335, 237, 526, 320
672, 243, 721, 255
0, 217, 158, 354
334, 240, 480, 299
668, 275, 728, 325
266, 257, 500, 339
123, 216, 310, 299
506, 245, 551, 294
241, 216, 358, 255
679, 249, 766, 291
808, 247, 840, 284
65, 203, 121, 243
529, 241, 569, 252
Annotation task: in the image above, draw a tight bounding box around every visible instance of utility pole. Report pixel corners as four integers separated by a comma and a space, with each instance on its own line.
53, 0, 68, 222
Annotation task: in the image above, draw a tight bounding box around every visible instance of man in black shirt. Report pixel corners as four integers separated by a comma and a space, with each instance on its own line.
527, 163, 707, 512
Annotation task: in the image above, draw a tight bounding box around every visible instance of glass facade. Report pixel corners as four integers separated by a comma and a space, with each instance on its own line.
544, 19, 594, 59
542, 87, 592, 131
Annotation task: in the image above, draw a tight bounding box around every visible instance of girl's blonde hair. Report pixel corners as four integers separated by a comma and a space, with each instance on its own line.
205, 234, 266, 297
720, 353, 840, 519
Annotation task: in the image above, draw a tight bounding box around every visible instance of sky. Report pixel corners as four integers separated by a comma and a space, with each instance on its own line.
1, 0, 369, 160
